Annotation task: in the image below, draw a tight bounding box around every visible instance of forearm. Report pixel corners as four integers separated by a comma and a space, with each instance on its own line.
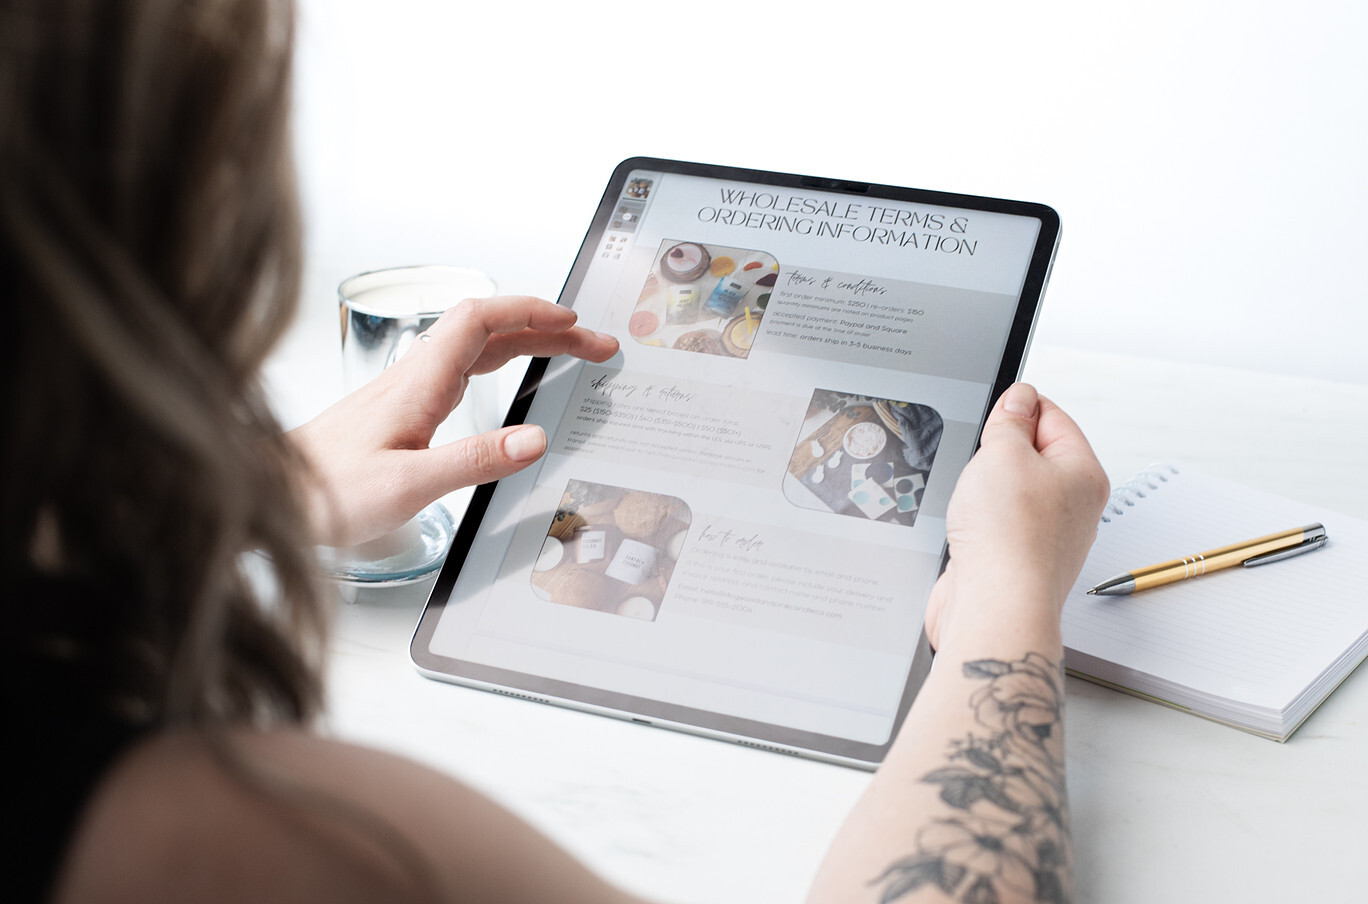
806, 588, 1071, 904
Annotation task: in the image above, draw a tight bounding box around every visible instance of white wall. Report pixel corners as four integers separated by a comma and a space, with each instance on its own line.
291, 0, 1368, 385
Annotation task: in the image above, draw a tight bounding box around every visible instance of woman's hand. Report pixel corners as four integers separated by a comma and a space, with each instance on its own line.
809, 384, 1105, 904
289, 296, 619, 548
923, 382, 1109, 651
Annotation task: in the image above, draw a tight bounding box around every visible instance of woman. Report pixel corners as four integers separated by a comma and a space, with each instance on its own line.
2, 2, 1109, 902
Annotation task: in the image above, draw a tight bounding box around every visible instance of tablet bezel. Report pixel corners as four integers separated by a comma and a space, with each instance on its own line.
411, 157, 1060, 769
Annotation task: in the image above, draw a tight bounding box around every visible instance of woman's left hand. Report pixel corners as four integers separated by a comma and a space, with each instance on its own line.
289, 296, 619, 548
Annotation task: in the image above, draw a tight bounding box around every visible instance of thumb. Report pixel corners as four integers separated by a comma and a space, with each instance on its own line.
923, 566, 950, 651
978, 382, 1040, 450
418, 424, 548, 500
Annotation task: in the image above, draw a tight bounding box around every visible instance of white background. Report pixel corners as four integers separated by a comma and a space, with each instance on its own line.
289, 0, 1367, 386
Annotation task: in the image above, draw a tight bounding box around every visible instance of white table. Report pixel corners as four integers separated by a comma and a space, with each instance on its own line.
266, 339, 1368, 903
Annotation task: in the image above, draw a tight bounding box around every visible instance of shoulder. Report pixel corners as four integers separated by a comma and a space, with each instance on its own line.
53, 728, 645, 904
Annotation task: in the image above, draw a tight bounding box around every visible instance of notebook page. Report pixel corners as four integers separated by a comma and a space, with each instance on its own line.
1061, 468, 1368, 710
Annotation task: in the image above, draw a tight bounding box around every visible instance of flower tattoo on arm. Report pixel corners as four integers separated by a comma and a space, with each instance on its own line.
872, 653, 1071, 904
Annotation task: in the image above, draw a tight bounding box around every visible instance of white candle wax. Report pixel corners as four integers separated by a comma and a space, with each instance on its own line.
341, 266, 497, 317
347, 282, 465, 316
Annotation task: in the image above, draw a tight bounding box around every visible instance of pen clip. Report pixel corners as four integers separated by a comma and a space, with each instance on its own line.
1242, 535, 1329, 567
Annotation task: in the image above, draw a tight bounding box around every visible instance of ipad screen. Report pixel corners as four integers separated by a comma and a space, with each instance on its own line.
413, 159, 1058, 766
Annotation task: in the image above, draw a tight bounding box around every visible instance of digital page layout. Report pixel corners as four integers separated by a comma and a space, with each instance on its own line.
428, 169, 1043, 745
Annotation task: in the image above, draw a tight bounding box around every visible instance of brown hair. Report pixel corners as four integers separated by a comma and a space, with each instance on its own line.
1, 0, 325, 727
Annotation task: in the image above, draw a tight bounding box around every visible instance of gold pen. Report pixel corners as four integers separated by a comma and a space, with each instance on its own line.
1087, 523, 1329, 596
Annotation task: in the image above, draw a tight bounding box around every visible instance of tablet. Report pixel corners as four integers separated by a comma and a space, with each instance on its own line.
412, 158, 1060, 769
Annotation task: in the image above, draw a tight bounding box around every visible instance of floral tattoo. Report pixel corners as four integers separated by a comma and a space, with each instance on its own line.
872, 653, 1071, 904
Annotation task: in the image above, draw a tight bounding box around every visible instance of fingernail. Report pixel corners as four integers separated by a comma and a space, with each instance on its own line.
596, 330, 618, 344
1002, 383, 1038, 418
503, 425, 547, 462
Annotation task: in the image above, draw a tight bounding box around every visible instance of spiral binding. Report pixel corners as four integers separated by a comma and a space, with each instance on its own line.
1100, 463, 1179, 523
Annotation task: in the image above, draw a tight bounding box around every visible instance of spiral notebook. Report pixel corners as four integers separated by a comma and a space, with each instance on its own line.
1061, 464, 1368, 741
